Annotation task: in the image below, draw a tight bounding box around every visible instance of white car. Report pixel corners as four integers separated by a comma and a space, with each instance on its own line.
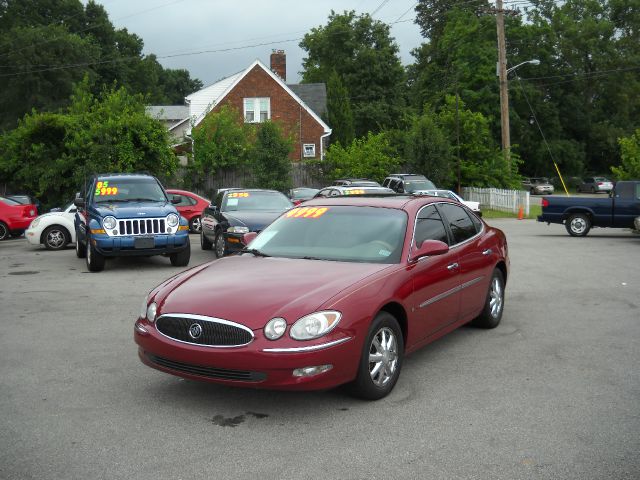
414, 189, 482, 216
25, 202, 77, 250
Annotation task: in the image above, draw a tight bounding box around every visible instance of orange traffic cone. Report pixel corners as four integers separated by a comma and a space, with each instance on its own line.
517, 205, 524, 220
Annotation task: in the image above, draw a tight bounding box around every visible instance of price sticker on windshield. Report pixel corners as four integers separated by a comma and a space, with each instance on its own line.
286, 207, 328, 219
228, 192, 249, 198
344, 189, 365, 195
95, 181, 118, 196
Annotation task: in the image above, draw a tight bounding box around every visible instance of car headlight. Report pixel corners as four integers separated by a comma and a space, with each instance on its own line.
227, 226, 249, 234
30, 217, 41, 229
140, 295, 149, 319
146, 302, 157, 323
103, 216, 117, 230
166, 213, 179, 228
290, 311, 341, 340
264, 318, 287, 340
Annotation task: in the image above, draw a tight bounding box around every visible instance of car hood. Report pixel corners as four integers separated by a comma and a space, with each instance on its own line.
223, 210, 286, 231
93, 201, 176, 218
156, 255, 392, 329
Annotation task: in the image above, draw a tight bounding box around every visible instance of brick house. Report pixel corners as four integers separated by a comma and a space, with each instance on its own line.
184, 50, 331, 161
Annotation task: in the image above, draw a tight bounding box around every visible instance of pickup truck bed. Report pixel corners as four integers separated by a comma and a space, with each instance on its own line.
537, 180, 640, 236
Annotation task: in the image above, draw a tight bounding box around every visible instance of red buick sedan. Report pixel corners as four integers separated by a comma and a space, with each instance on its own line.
135, 195, 509, 399
166, 188, 210, 233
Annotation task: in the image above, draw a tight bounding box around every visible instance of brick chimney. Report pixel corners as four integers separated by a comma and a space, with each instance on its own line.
270, 49, 286, 81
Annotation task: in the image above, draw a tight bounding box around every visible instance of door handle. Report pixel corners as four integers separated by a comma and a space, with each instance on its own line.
482, 249, 492, 256
447, 263, 459, 271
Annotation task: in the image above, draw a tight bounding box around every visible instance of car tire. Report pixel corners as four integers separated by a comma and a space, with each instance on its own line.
0, 221, 9, 240
214, 230, 227, 258
590, 187, 596, 194
42, 225, 69, 250
86, 239, 105, 272
471, 269, 505, 329
530, 188, 535, 195
189, 216, 202, 233
170, 239, 191, 267
348, 311, 404, 400
565, 213, 591, 237
75, 230, 86, 258
200, 229, 212, 250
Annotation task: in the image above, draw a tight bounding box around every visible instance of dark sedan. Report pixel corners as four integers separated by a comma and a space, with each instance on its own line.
200, 188, 293, 258
135, 195, 509, 400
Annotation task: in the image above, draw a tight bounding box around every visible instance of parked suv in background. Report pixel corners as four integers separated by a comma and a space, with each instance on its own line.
74, 173, 190, 272
382, 174, 436, 193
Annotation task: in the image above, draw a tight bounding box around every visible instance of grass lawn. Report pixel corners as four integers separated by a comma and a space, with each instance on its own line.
482, 204, 542, 219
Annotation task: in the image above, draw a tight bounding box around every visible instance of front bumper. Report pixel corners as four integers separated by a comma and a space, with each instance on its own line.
93, 233, 189, 256
134, 318, 359, 391
25, 226, 41, 245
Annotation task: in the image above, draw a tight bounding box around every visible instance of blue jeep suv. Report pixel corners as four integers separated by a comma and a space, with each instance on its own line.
74, 173, 190, 272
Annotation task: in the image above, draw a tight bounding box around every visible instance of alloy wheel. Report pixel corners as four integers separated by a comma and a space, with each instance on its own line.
489, 276, 503, 318
368, 327, 398, 387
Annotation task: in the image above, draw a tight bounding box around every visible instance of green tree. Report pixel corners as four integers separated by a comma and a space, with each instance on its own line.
300, 10, 406, 137
323, 133, 401, 183
611, 129, 640, 179
326, 70, 355, 147
0, 79, 176, 208
249, 121, 292, 192
405, 108, 453, 187
188, 106, 250, 191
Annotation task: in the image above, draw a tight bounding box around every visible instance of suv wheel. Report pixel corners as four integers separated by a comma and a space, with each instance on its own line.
86, 238, 105, 272
170, 239, 191, 266
75, 230, 86, 258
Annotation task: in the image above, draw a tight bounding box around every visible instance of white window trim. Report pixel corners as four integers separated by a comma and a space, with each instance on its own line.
243, 97, 270, 123
303, 143, 316, 158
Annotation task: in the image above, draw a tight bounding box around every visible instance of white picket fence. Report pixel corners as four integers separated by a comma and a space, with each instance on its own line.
461, 187, 530, 215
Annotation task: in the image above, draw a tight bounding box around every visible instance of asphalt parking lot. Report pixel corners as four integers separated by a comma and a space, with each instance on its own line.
1, 220, 639, 480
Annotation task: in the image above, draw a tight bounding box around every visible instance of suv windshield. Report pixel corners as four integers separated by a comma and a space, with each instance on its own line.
93, 177, 167, 203
404, 179, 436, 193
249, 206, 407, 263
223, 191, 292, 211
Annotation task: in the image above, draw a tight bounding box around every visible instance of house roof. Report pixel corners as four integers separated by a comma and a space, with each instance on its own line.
287, 83, 327, 118
185, 60, 330, 135
145, 105, 189, 121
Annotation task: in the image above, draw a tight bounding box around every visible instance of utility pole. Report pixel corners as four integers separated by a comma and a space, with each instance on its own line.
496, 0, 510, 167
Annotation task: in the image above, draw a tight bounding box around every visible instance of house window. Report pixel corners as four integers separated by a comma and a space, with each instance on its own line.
244, 97, 270, 123
303, 143, 316, 158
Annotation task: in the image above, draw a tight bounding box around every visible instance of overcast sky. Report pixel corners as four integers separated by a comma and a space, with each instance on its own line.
93, 0, 425, 87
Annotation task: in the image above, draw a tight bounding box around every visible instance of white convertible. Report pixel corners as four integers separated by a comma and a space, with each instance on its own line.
25, 202, 77, 250
414, 189, 482, 216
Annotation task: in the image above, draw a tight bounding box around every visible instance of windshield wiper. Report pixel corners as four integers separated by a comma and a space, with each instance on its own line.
240, 248, 270, 257
301, 256, 323, 260
127, 198, 162, 202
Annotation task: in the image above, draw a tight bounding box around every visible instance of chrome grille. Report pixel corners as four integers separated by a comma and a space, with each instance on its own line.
156, 314, 253, 347
115, 218, 166, 236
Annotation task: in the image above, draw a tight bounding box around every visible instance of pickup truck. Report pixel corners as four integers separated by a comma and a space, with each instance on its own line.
74, 173, 191, 271
537, 180, 640, 236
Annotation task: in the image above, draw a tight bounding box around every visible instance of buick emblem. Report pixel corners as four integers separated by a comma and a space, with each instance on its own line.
188, 323, 203, 339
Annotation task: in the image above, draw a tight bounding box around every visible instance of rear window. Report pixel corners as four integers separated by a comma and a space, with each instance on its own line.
0, 196, 21, 206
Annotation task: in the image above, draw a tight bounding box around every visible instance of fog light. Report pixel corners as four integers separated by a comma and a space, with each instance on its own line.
292, 364, 333, 377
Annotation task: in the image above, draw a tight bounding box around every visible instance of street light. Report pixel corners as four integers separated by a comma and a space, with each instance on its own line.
497, 58, 540, 166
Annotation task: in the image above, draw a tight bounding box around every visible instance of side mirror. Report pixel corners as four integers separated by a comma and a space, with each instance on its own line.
171, 194, 182, 204
243, 232, 258, 245
73, 197, 84, 208
409, 240, 449, 263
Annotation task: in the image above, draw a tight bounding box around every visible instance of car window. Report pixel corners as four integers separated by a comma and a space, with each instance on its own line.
437, 203, 477, 244
0, 196, 21, 206
414, 205, 449, 247
249, 206, 407, 264
92, 177, 167, 203
222, 191, 292, 211
173, 195, 193, 207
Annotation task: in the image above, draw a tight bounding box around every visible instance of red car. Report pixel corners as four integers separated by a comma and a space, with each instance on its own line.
0, 196, 38, 240
135, 195, 509, 400
166, 189, 210, 233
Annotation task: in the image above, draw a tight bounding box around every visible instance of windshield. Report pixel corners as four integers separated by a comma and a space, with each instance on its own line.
0, 196, 21, 206
404, 179, 436, 192
223, 191, 292, 211
248, 205, 407, 263
92, 177, 167, 203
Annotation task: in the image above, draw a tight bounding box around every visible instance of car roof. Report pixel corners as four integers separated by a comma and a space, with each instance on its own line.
327, 186, 393, 192
223, 188, 284, 194
166, 188, 210, 200
95, 173, 157, 181
303, 194, 457, 211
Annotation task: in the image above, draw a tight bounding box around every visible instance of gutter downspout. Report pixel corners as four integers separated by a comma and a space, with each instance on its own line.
320, 130, 332, 161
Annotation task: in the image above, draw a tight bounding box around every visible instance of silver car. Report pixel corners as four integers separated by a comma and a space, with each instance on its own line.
577, 177, 614, 194
522, 177, 554, 195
